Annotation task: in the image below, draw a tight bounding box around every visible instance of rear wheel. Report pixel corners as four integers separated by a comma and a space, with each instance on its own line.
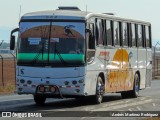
95, 76, 105, 104
121, 73, 140, 99
34, 94, 46, 105
130, 73, 140, 98
121, 92, 129, 99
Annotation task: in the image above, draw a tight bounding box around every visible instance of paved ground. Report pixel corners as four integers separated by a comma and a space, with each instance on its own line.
0, 80, 160, 120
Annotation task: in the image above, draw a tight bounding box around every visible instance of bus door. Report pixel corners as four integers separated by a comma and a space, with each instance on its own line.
95, 19, 106, 67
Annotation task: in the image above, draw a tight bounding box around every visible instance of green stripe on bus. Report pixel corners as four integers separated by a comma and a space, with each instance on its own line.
17, 53, 85, 61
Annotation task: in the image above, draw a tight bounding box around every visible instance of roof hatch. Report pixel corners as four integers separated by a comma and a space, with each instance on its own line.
57, 6, 81, 11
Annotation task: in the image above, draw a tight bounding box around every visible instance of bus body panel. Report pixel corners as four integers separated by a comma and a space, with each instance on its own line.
146, 48, 152, 87
16, 66, 86, 96
86, 46, 107, 95
17, 66, 85, 78
138, 48, 147, 89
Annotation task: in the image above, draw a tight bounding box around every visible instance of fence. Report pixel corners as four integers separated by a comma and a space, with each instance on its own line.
0, 53, 16, 94
152, 48, 160, 79
153, 58, 160, 78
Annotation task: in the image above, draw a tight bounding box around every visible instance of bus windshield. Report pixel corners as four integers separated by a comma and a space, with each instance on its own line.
17, 21, 85, 67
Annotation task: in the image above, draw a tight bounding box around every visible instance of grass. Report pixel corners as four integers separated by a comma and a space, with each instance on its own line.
0, 83, 15, 95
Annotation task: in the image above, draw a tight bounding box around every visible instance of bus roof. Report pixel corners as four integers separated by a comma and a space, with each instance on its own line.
21, 7, 150, 25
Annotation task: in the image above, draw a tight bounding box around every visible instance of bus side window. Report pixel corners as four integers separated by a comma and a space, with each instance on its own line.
128, 23, 132, 47
106, 20, 112, 46
142, 25, 146, 47
86, 23, 96, 63
145, 25, 151, 48
96, 19, 104, 46
137, 24, 143, 47
113, 21, 120, 46
88, 23, 95, 49
122, 22, 128, 47
131, 23, 136, 47
102, 19, 107, 46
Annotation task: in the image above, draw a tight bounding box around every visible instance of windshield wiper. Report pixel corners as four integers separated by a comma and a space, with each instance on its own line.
30, 41, 44, 65
30, 49, 42, 65
54, 42, 67, 66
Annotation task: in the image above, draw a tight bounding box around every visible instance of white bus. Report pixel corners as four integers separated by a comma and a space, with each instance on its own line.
10, 6, 152, 104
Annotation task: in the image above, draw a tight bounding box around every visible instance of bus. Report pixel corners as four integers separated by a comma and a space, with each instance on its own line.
10, 6, 152, 105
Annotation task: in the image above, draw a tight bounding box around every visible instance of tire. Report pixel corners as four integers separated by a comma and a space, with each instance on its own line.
130, 73, 140, 98
95, 76, 105, 104
34, 94, 46, 105
121, 92, 129, 99
121, 73, 140, 98
127, 73, 140, 98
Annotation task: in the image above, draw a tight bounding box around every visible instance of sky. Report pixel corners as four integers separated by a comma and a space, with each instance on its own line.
0, 0, 160, 45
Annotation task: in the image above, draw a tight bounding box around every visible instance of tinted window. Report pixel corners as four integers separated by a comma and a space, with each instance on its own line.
106, 20, 112, 46
145, 26, 150, 48
96, 19, 103, 45
122, 22, 128, 46
113, 21, 120, 46
87, 23, 95, 49
137, 24, 142, 47
131, 24, 136, 47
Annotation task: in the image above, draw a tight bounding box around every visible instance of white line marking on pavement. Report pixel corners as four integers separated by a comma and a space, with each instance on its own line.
136, 106, 141, 110
125, 100, 130, 103
152, 103, 156, 107
104, 101, 124, 107
92, 99, 153, 111
128, 109, 132, 111
81, 117, 87, 120
140, 98, 146, 101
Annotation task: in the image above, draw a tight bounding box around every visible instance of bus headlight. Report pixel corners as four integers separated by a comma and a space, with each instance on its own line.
20, 79, 25, 84
72, 80, 77, 85
64, 81, 69, 85
27, 80, 32, 85
79, 79, 84, 83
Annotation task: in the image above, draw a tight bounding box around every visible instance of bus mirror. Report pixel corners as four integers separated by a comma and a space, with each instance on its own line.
10, 28, 19, 50
10, 35, 15, 50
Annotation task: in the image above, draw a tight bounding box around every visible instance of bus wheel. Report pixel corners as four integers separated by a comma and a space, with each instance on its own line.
130, 73, 140, 98
121, 92, 129, 99
95, 76, 104, 104
34, 94, 46, 105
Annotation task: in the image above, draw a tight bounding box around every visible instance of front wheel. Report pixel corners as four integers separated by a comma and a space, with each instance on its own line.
34, 94, 46, 105
95, 76, 105, 104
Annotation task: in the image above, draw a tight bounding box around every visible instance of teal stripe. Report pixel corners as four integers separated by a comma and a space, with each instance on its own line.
17, 53, 85, 62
